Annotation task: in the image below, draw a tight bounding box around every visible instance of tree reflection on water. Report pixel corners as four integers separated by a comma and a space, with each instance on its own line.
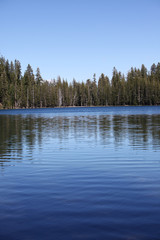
0, 113, 160, 167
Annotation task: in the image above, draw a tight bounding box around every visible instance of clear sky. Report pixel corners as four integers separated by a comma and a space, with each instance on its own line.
0, 0, 160, 82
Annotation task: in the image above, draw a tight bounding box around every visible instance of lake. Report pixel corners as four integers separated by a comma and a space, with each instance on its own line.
0, 106, 160, 240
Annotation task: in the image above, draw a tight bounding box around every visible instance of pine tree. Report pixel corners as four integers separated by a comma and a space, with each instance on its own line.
35, 67, 43, 107
23, 64, 35, 108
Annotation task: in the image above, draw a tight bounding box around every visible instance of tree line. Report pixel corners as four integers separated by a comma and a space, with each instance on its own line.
0, 56, 160, 109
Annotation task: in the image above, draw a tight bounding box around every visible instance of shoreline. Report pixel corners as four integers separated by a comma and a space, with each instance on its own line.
0, 105, 160, 111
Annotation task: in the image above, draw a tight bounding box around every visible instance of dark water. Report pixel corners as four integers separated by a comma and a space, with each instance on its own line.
0, 106, 160, 240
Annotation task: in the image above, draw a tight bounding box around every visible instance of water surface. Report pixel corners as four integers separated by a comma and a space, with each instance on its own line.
0, 106, 160, 240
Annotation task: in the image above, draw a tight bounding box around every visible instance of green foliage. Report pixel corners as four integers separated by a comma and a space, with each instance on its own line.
0, 56, 160, 109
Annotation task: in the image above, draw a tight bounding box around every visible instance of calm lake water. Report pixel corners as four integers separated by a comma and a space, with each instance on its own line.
0, 106, 160, 240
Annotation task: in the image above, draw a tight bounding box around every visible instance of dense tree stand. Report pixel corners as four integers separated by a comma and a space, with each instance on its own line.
0, 56, 160, 109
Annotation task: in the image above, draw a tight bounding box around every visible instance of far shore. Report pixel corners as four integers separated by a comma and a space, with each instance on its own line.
0, 105, 160, 111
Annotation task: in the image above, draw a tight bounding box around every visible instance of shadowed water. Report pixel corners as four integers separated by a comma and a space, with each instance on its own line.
0, 106, 160, 240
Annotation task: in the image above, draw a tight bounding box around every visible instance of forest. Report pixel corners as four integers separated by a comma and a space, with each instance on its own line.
0, 56, 160, 109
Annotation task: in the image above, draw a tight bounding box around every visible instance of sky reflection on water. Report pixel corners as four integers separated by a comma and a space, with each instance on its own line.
0, 107, 160, 240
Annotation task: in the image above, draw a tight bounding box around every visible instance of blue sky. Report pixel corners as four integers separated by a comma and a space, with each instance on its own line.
0, 0, 160, 82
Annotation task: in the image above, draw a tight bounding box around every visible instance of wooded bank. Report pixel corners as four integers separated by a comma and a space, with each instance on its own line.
0, 56, 160, 109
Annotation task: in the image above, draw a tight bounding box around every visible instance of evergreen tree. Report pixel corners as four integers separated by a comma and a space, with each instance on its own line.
98, 73, 110, 106
35, 67, 43, 107
111, 68, 122, 105
23, 64, 35, 108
